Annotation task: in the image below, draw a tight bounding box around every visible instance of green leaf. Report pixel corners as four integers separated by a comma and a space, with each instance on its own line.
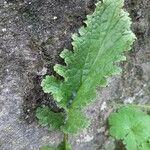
36, 106, 65, 130
40, 145, 55, 150
140, 141, 150, 150
41, 0, 135, 134
62, 110, 90, 134
57, 140, 72, 150
41, 76, 63, 102
109, 106, 150, 150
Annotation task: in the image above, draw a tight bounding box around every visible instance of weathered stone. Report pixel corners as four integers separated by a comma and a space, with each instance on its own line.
0, 0, 149, 149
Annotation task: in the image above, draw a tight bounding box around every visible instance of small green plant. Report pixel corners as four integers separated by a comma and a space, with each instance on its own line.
36, 0, 136, 149
108, 106, 150, 150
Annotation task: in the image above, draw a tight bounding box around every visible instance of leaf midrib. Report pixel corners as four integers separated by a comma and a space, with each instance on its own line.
68, 2, 121, 108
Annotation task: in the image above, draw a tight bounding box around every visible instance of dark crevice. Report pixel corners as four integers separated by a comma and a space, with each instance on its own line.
21, 0, 96, 124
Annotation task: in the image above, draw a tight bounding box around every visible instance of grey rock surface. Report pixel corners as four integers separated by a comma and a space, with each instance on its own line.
0, 0, 150, 150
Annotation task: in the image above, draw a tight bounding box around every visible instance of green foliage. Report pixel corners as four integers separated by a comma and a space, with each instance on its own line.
36, 106, 65, 130
109, 106, 150, 150
40, 145, 55, 150
56, 140, 72, 150
38, 0, 135, 134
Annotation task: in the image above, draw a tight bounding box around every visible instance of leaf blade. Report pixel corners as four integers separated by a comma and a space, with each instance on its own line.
109, 106, 150, 150
41, 0, 135, 134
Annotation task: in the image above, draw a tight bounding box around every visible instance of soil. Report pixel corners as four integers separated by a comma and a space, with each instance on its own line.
0, 0, 149, 150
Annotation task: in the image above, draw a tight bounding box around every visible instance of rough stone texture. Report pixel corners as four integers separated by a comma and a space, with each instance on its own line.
0, 0, 149, 150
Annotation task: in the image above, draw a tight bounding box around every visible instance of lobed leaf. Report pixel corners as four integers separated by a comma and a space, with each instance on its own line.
40, 0, 135, 134
36, 106, 65, 130
109, 106, 150, 150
